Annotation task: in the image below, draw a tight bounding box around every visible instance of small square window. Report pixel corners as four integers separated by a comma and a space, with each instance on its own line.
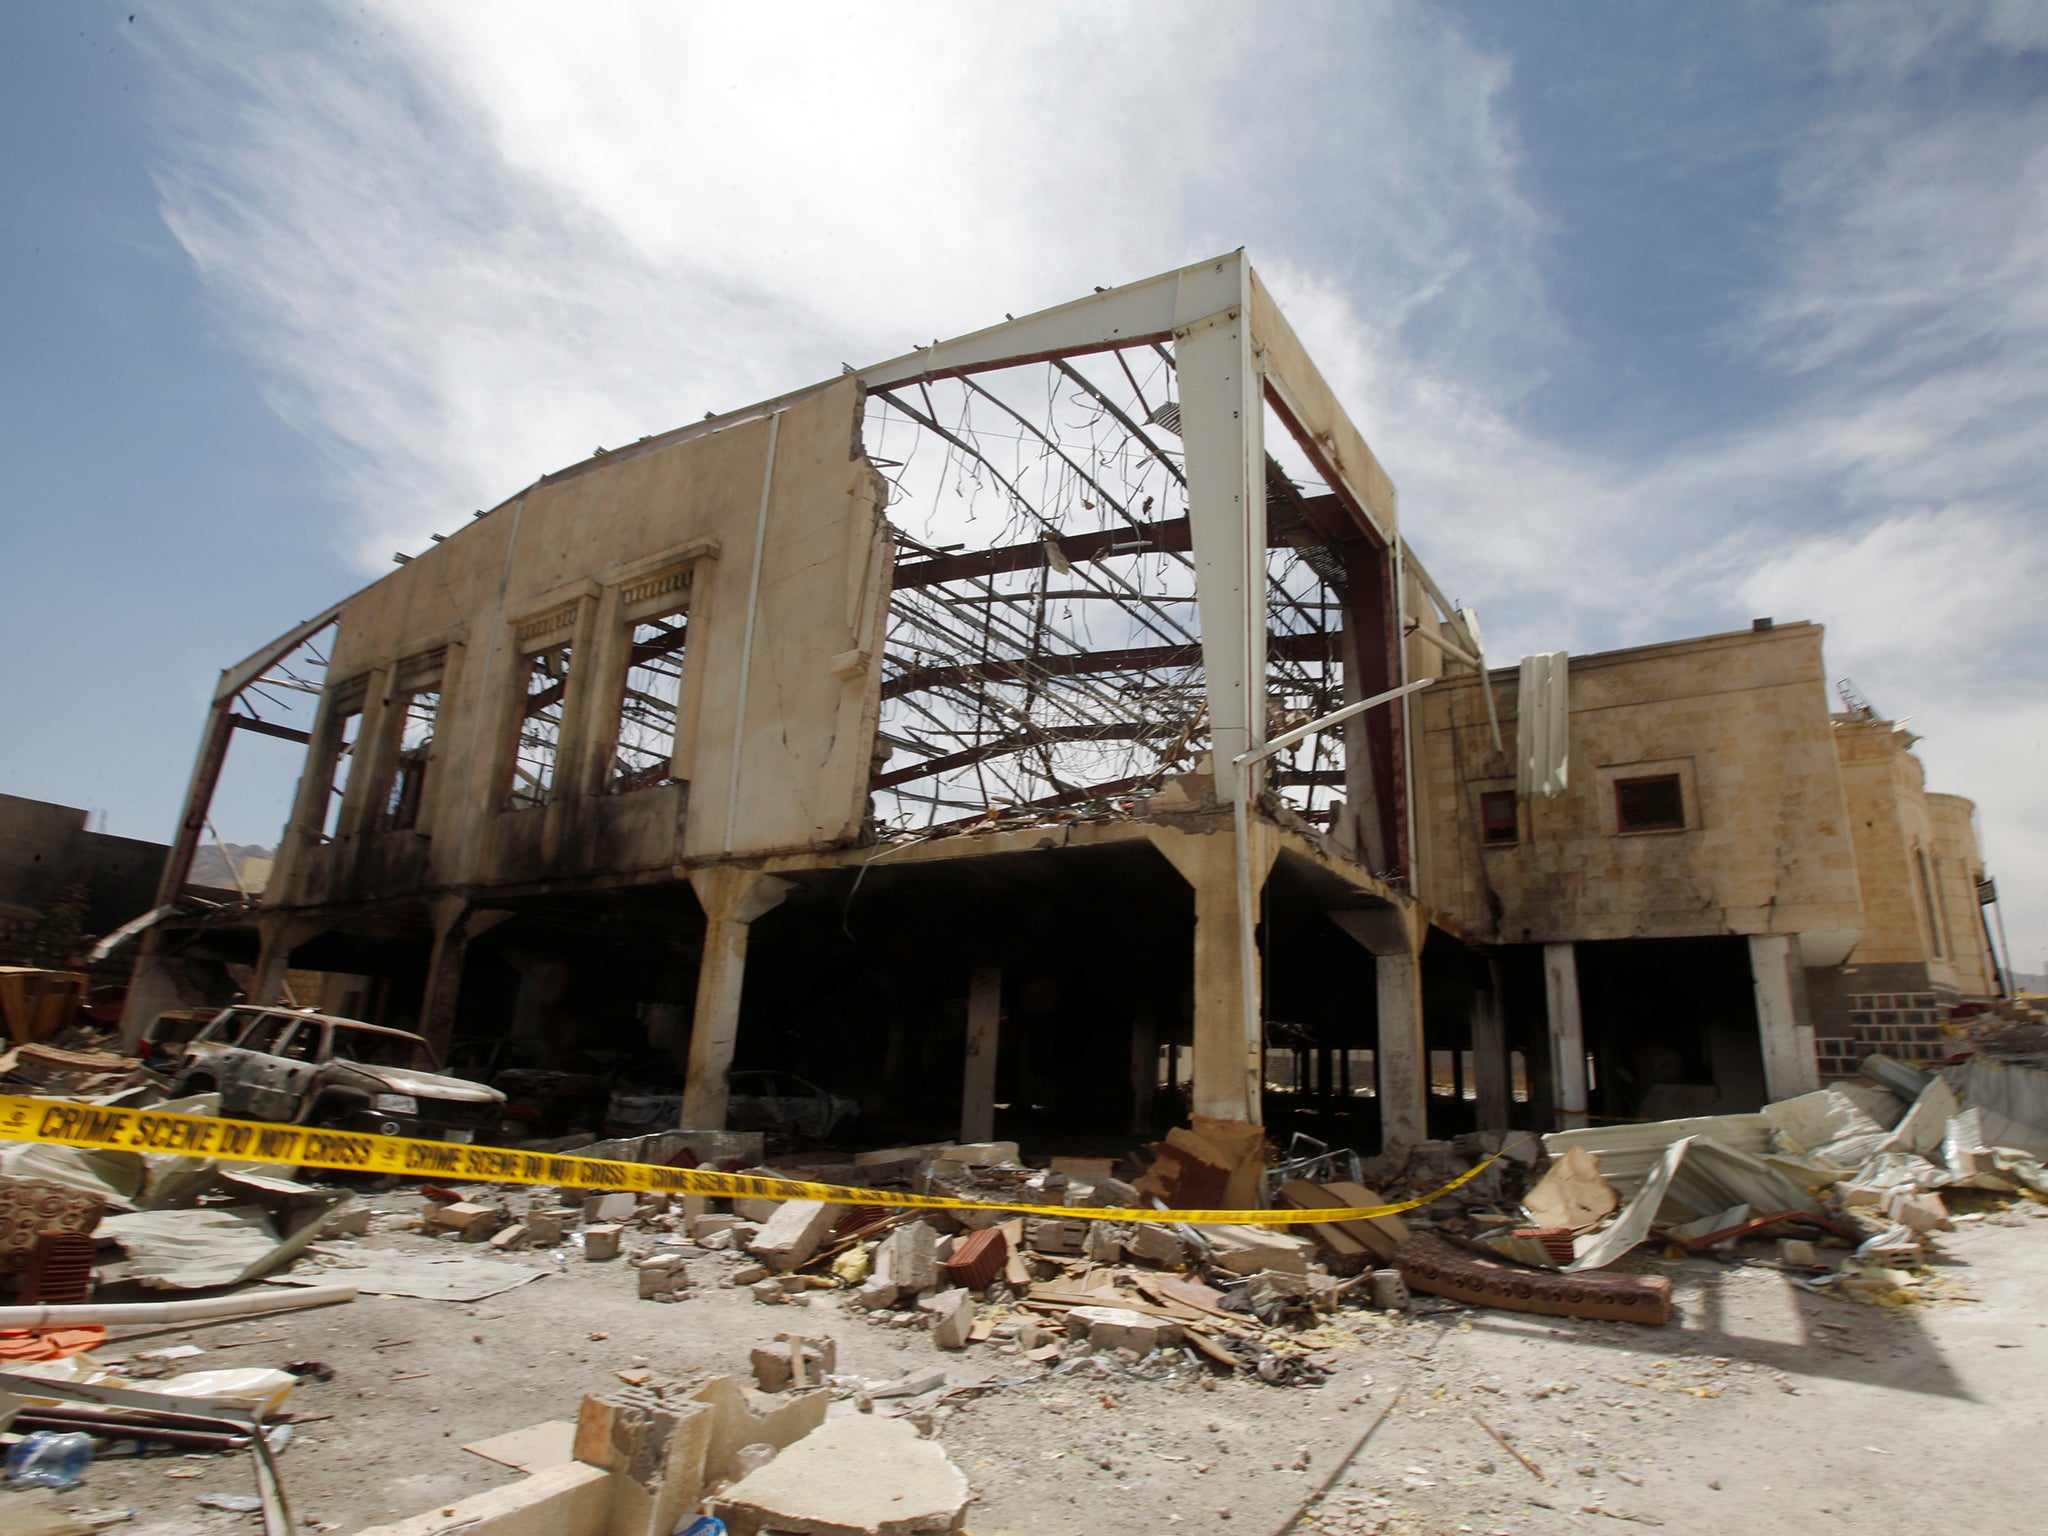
1615, 774, 1685, 832
1479, 788, 1518, 846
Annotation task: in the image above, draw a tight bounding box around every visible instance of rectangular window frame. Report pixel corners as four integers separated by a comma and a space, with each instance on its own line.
1478, 787, 1519, 847
608, 566, 694, 795
315, 676, 370, 843
1614, 773, 1686, 834
507, 605, 579, 812
381, 648, 446, 832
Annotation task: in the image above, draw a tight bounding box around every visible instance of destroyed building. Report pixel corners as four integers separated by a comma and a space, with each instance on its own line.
116, 252, 2015, 1149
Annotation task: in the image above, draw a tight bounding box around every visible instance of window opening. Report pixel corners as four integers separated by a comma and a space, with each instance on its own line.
1614, 773, 1684, 832
611, 610, 688, 793
385, 687, 440, 829
321, 706, 363, 840
510, 643, 572, 809
1479, 788, 1518, 846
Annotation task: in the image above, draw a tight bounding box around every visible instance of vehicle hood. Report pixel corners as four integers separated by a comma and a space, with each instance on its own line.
339, 1065, 505, 1104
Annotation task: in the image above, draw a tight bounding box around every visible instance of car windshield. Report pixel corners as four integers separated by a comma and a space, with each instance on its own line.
326, 1025, 437, 1071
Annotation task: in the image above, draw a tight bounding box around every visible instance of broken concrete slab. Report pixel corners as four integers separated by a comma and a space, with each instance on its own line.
710, 1414, 970, 1536
749, 1200, 844, 1273
1205, 1224, 1316, 1276
1064, 1304, 1182, 1354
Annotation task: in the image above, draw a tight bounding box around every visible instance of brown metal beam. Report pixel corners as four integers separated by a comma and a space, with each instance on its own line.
892, 518, 1199, 590
882, 629, 1342, 701
229, 713, 313, 746
874, 723, 1174, 791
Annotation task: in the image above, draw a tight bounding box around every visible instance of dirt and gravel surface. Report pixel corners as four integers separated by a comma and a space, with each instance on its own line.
6, 1191, 2044, 1536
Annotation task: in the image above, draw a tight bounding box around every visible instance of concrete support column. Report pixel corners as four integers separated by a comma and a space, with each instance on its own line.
1750, 933, 1819, 1102
1543, 942, 1588, 1130
249, 917, 326, 1007
680, 868, 792, 1130
1470, 974, 1511, 1130
1375, 949, 1427, 1148
1326, 906, 1428, 1150
419, 901, 513, 1060
959, 965, 1001, 1145
1144, 826, 1278, 1126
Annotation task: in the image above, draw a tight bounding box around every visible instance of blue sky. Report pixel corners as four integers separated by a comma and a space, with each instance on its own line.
2, 1, 2043, 971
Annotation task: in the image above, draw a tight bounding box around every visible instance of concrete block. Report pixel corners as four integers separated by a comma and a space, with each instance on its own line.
1886, 1189, 1952, 1233
427, 1202, 505, 1241
1024, 1217, 1088, 1256
1063, 1304, 1182, 1354
1123, 1224, 1189, 1268
939, 1141, 1020, 1166
1367, 1271, 1410, 1311
710, 1415, 970, 1536
1778, 1239, 1822, 1268
585, 1192, 638, 1224
918, 1287, 975, 1350
319, 1205, 372, 1239
637, 1256, 688, 1300
750, 1334, 837, 1392
874, 1221, 939, 1294
1841, 1184, 1885, 1207
750, 1278, 789, 1305
730, 1263, 771, 1286
848, 1277, 899, 1311
574, 1387, 714, 1536
1081, 1220, 1122, 1263
748, 1200, 844, 1273
491, 1222, 533, 1252
1206, 1224, 1316, 1276
525, 1212, 566, 1246
583, 1224, 624, 1261
690, 1214, 743, 1241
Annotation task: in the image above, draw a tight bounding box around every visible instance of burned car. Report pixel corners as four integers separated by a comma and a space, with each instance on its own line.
165, 1006, 504, 1142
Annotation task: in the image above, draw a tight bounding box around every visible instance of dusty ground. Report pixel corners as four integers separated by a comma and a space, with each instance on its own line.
5, 1191, 2044, 1536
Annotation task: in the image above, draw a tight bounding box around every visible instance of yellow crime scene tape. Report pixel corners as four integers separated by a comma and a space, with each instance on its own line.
0, 1094, 1503, 1227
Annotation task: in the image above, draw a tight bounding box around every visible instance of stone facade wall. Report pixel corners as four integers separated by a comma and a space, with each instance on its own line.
1833, 720, 1961, 990
1412, 623, 1863, 950
1927, 792, 1999, 995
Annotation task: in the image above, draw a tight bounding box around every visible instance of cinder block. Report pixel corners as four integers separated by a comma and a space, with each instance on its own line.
919, 1287, 975, 1350
584, 1223, 624, 1261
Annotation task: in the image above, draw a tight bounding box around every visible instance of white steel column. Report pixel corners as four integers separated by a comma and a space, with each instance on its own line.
1543, 942, 1589, 1129
959, 965, 1002, 1144
1175, 257, 1264, 791
1750, 934, 1819, 1101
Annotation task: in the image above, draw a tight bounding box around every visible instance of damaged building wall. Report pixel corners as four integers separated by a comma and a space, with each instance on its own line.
1927, 792, 1998, 997
267, 376, 890, 919
1411, 622, 1863, 950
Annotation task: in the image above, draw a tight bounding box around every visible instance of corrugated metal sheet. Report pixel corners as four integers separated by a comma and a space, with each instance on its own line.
1516, 652, 1570, 799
